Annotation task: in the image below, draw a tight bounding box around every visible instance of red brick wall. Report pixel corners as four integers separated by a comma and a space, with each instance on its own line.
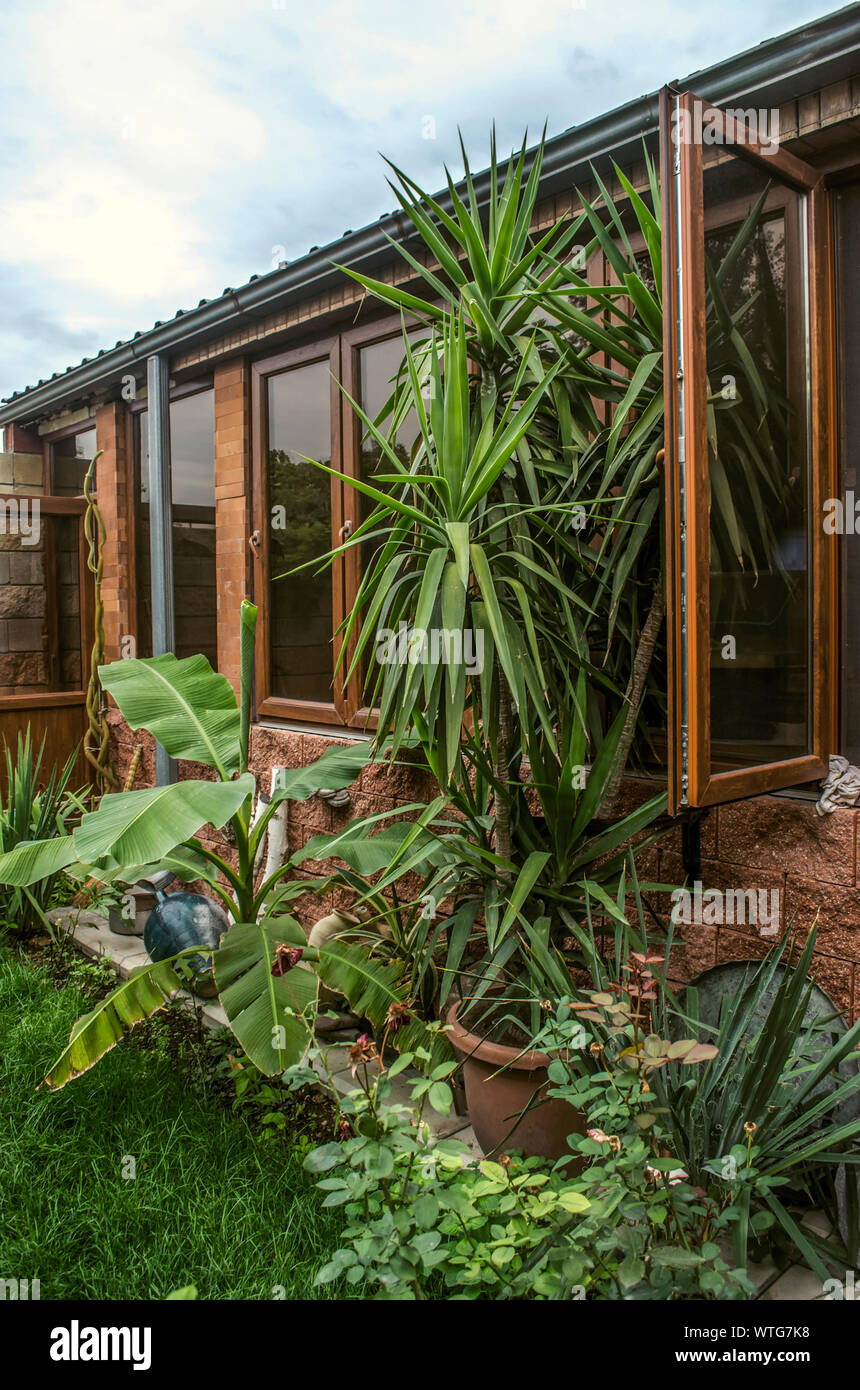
106, 698, 859, 1020
94, 401, 133, 663
106, 710, 433, 930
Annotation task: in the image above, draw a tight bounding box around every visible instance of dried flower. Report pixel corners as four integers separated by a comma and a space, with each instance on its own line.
608, 1135, 622, 1153
641, 1080, 651, 1094
744, 1120, 757, 1137
540, 999, 553, 1013
385, 999, 412, 1033
645, 1162, 688, 1185
589, 1041, 604, 1055
337, 1118, 351, 1141
498, 1153, 511, 1168
348, 1033, 378, 1075
587, 1128, 609, 1144
271, 944, 304, 976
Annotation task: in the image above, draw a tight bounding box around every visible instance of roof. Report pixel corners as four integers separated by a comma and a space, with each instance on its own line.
3, 1, 860, 427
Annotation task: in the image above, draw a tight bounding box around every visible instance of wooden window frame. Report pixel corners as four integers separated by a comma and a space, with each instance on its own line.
43, 417, 97, 497
0, 493, 91, 709
660, 87, 838, 813
251, 335, 347, 726
129, 380, 215, 661
339, 313, 424, 729
2, 417, 94, 708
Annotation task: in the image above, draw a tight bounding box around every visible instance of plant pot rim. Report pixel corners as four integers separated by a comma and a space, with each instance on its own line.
446, 1001, 553, 1073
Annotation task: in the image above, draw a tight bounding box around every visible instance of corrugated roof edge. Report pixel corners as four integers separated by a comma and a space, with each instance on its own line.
3, 1, 859, 426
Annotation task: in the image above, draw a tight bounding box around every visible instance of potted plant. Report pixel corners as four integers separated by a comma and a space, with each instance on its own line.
287, 136, 674, 1155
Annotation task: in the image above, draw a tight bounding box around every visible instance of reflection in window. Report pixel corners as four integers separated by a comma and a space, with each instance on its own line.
267, 360, 333, 704
703, 157, 809, 769
51, 426, 96, 496
355, 334, 423, 701
0, 515, 81, 695
135, 390, 216, 665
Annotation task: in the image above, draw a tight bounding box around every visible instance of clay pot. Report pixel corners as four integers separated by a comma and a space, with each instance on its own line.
447, 1002, 586, 1161
309, 910, 361, 1011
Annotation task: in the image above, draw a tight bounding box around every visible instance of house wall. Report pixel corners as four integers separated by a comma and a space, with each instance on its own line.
19, 74, 860, 1018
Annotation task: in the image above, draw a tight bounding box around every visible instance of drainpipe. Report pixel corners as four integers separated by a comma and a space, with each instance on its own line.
146, 353, 176, 786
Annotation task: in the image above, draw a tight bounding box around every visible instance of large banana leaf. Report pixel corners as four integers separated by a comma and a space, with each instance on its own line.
42, 956, 190, 1090
99, 653, 241, 777
268, 740, 374, 803
0, 833, 78, 886
0, 776, 255, 889
294, 817, 447, 878
214, 915, 317, 1074
316, 939, 453, 1070
73, 775, 256, 868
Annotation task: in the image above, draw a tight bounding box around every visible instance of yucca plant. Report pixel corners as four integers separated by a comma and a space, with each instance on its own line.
282, 134, 679, 1032
651, 929, 860, 1280
534, 160, 796, 768
0, 728, 84, 939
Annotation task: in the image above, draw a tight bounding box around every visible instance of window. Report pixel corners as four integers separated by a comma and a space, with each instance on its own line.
660, 89, 837, 810
340, 321, 424, 725
251, 339, 343, 723
51, 425, 97, 496
251, 321, 425, 726
0, 515, 83, 697
133, 387, 216, 664
0, 421, 92, 708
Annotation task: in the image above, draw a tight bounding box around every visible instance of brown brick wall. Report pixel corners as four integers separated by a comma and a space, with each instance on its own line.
614, 779, 859, 1021
94, 401, 133, 663
106, 694, 860, 1022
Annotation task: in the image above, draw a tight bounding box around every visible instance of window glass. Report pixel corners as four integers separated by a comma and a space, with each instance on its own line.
354, 333, 423, 703
358, 333, 422, 468
51, 426, 96, 496
702, 156, 810, 771
135, 389, 216, 665
0, 515, 81, 694
266, 360, 333, 703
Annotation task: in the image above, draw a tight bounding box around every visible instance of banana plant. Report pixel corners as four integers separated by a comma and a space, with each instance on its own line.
0, 603, 445, 1086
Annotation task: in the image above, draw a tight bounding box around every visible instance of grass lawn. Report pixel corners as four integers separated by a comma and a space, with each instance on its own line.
0, 942, 346, 1300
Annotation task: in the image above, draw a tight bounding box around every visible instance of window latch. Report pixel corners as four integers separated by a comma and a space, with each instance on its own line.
249, 529, 261, 553
339, 520, 353, 542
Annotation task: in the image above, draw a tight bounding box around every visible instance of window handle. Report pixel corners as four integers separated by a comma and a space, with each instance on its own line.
339, 520, 353, 542
249, 529, 261, 553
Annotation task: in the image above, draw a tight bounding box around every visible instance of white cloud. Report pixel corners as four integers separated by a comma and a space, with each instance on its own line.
0, 0, 839, 398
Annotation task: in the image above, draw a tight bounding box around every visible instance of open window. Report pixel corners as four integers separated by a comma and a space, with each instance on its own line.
660, 88, 837, 812
251, 337, 346, 724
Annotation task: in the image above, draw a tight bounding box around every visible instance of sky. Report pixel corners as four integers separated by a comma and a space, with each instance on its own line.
0, 0, 845, 401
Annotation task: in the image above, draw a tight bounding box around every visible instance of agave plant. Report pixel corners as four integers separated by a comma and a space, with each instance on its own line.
569, 912, 860, 1278
0, 728, 85, 939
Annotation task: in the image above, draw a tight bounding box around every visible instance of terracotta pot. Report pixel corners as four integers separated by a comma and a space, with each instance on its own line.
447, 1003, 586, 1161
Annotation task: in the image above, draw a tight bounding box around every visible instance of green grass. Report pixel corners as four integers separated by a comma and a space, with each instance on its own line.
0, 945, 346, 1300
